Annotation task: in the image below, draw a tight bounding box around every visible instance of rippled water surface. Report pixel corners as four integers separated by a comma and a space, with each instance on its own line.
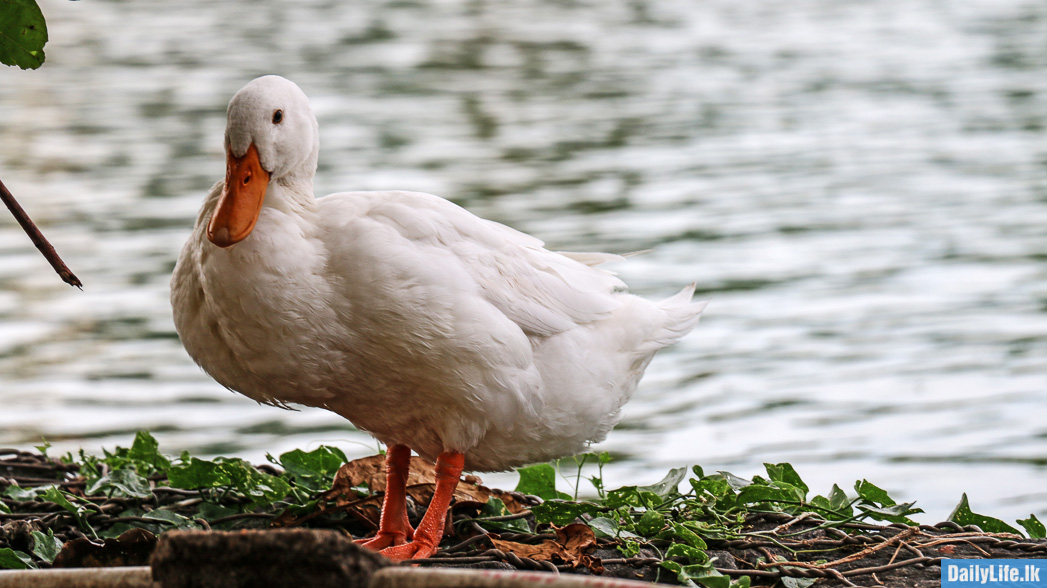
1, 0, 1045, 522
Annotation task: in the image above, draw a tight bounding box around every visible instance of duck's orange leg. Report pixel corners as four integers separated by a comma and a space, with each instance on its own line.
355, 444, 414, 550
378, 450, 464, 561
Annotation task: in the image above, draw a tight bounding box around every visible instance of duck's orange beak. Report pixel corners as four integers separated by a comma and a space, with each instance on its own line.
207, 143, 270, 248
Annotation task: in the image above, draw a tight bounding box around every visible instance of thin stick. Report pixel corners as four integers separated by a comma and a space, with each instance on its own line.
0, 177, 81, 289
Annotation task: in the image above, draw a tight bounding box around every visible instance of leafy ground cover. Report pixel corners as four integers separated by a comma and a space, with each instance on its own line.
1, 432, 1045, 587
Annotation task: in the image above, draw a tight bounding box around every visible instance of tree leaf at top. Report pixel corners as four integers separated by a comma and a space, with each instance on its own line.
0, 0, 48, 70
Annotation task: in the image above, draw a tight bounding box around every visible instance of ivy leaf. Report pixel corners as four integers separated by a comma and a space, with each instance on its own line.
1017, 514, 1046, 539
660, 559, 730, 588
475, 498, 530, 533
588, 516, 640, 539
142, 509, 199, 530
665, 542, 709, 565
781, 577, 818, 588
636, 509, 668, 536
853, 480, 894, 507
764, 463, 808, 500
736, 484, 800, 507
0, 0, 47, 69
948, 493, 1020, 535
275, 446, 346, 492
30, 529, 63, 563
0, 548, 35, 570
637, 467, 688, 498
87, 467, 153, 499
168, 457, 230, 489
530, 500, 602, 526
42, 486, 95, 532
4, 484, 46, 501
128, 431, 171, 472
514, 463, 570, 500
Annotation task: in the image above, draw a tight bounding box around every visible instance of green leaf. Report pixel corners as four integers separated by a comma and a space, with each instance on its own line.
475, 498, 530, 533
168, 457, 291, 507
0, 548, 34, 570
30, 529, 63, 564
948, 493, 1020, 535
588, 516, 640, 539
719, 471, 753, 491
34, 439, 51, 457
671, 522, 708, 550
87, 467, 153, 499
660, 559, 730, 588
637, 467, 688, 498
736, 484, 800, 507
1018, 514, 1046, 539
128, 431, 171, 471
665, 542, 709, 565
4, 484, 46, 501
277, 446, 346, 492
41, 486, 95, 532
530, 500, 602, 526
636, 509, 667, 536
143, 509, 199, 530
764, 463, 808, 500
690, 475, 733, 499
196, 502, 241, 523
828, 484, 851, 512
0, 0, 47, 70
168, 457, 230, 489
853, 480, 895, 507
781, 577, 818, 588
514, 463, 570, 500
604, 485, 663, 509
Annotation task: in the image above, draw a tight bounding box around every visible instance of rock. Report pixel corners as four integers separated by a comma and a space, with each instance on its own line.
149, 529, 389, 588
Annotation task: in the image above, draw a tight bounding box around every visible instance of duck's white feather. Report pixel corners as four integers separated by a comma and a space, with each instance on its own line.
171, 76, 706, 472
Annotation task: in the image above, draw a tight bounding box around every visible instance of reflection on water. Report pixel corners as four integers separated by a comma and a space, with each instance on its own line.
1, 0, 1045, 521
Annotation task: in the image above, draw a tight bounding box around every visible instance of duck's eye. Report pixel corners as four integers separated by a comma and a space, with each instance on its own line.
272, 110, 283, 124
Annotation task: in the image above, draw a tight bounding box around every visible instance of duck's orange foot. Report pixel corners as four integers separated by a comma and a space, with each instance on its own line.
354, 530, 411, 551
378, 539, 439, 562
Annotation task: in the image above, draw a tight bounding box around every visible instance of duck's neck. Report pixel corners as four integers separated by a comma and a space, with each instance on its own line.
267, 171, 317, 218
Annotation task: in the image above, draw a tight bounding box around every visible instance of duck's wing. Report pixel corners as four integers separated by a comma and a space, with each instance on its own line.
319, 190, 627, 337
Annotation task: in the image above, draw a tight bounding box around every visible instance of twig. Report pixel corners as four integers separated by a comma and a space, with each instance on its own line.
0, 177, 81, 288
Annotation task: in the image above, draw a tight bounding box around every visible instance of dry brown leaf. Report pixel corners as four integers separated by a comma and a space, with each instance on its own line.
52, 528, 156, 568
288, 454, 532, 531
489, 523, 602, 573
323, 454, 501, 507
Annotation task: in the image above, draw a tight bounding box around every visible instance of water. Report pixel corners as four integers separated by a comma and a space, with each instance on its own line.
1, 0, 1045, 523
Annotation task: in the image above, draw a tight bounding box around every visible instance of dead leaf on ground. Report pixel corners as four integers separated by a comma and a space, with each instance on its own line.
52, 528, 156, 568
489, 523, 602, 573
322, 454, 528, 513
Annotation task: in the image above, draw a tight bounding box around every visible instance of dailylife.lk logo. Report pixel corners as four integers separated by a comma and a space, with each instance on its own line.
942, 560, 1047, 588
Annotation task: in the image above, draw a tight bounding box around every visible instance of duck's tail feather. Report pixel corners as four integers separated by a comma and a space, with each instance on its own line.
651, 283, 708, 348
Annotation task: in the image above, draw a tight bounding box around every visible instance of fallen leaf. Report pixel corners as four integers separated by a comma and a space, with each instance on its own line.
322, 454, 520, 510
51, 528, 156, 568
489, 523, 602, 573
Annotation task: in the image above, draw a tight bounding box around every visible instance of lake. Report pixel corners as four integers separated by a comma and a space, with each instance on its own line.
1, 0, 1045, 523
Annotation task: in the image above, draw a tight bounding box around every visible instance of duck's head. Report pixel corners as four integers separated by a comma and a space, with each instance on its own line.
207, 75, 320, 248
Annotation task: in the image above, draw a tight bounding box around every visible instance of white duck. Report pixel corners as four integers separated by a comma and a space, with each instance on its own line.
171, 75, 706, 561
